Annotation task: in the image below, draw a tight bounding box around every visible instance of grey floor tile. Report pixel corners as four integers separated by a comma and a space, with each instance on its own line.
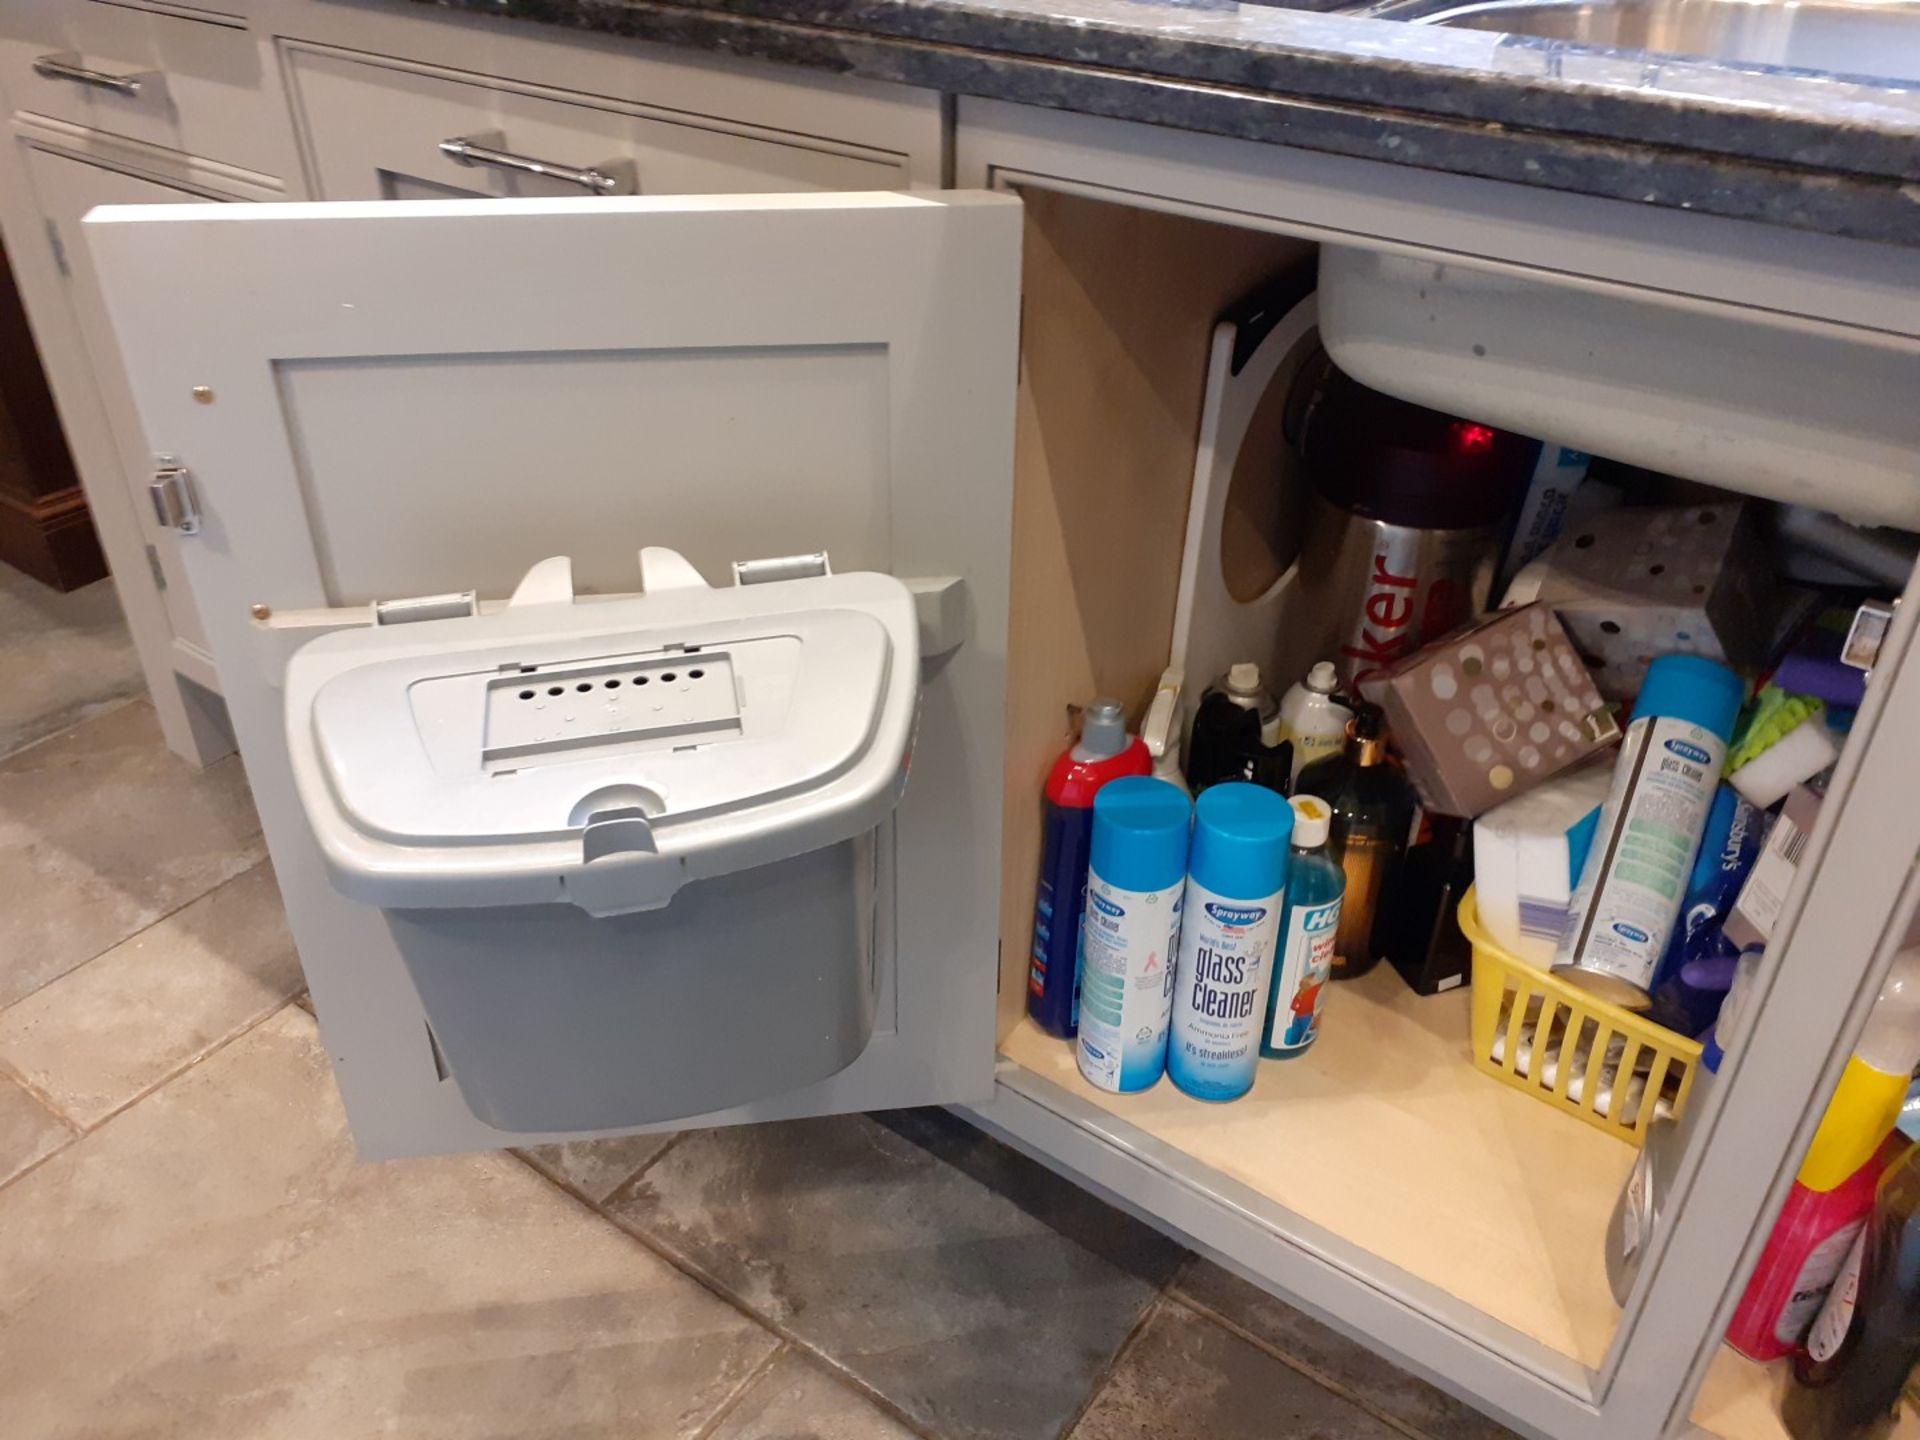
1069, 1300, 1408, 1440
519, 1132, 680, 1204
0, 700, 264, 1008
1175, 1259, 1517, 1440
606, 1110, 1181, 1440
705, 1351, 919, 1440
0, 568, 144, 761
874, 1107, 1190, 1278
0, 1073, 72, 1187
0, 1008, 780, 1440
0, 862, 303, 1127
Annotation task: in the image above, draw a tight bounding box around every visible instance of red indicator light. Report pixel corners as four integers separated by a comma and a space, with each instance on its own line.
1454, 422, 1497, 453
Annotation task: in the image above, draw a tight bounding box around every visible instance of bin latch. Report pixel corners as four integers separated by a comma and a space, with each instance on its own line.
373, 591, 478, 626
732, 552, 831, 586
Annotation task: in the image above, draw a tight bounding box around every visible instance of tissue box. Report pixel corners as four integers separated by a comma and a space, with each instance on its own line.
1363, 603, 1620, 819
1502, 502, 1777, 702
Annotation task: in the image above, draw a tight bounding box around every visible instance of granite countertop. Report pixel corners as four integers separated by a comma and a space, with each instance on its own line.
408, 0, 1920, 247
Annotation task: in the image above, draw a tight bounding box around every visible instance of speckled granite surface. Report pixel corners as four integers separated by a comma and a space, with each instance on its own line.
399, 0, 1920, 246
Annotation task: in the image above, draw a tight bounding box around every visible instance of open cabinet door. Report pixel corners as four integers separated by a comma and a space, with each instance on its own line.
84, 192, 1021, 1157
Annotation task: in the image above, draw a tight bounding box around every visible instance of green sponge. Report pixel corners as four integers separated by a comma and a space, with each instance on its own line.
1727, 685, 1836, 807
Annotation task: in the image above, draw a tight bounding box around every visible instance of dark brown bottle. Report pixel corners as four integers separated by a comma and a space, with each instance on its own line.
1295, 703, 1416, 980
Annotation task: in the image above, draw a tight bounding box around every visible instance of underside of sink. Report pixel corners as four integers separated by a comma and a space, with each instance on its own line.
1350, 0, 1920, 84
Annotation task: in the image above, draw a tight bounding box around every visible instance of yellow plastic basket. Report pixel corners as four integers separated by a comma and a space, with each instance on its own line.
1458, 888, 1702, 1147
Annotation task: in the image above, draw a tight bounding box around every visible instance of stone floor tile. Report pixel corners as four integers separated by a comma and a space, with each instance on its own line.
1174, 1259, 1517, 1440
605, 1110, 1179, 1440
0, 1008, 780, 1440
0, 568, 143, 761
0, 863, 303, 1127
0, 1073, 72, 1187
873, 1107, 1191, 1277
1069, 1300, 1407, 1440
705, 1351, 919, 1440
0, 700, 263, 1008
519, 1132, 680, 1204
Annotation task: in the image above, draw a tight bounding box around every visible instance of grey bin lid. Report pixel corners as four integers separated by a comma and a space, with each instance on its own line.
284, 549, 920, 917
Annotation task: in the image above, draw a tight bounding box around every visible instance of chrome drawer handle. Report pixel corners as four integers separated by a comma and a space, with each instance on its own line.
437, 135, 635, 195
33, 52, 154, 98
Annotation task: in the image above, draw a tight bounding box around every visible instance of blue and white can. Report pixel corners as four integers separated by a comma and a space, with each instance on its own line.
1168, 783, 1293, 1103
1555, 655, 1745, 1008
1076, 778, 1192, 1094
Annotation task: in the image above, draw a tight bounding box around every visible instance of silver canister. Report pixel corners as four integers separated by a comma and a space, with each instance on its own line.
1294, 492, 1504, 691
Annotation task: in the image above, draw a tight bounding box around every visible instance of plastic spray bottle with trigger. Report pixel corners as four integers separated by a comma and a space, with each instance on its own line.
1729, 948, 1920, 1361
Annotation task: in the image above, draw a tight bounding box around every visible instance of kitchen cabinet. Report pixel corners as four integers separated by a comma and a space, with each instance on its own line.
0, 233, 103, 591
84, 135, 1920, 1440
4, 2, 1914, 1434
951, 102, 1920, 1440
0, 0, 941, 769
0, 0, 281, 177
22, 148, 224, 664
284, 42, 929, 201
0, 0, 295, 763
0, 113, 285, 761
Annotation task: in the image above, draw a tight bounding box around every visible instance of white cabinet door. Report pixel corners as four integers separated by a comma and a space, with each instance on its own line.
86, 191, 1022, 1157
23, 149, 214, 660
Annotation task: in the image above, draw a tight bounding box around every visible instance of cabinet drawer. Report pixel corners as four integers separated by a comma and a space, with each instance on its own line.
286, 44, 915, 202
0, 2, 278, 177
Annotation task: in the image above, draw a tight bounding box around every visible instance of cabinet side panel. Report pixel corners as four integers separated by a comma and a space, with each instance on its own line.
997, 189, 1311, 1042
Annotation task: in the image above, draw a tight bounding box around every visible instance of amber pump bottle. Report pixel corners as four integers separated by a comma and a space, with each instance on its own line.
1295, 703, 1416, 980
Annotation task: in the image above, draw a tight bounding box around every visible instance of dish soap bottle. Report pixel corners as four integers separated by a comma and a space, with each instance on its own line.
1221, 662, 1282, 746
1295, 703, 1415, 980
1729, 948, 1920, 1360
1276, 661, 1353, 785
1786, 1141, 1920, 1440
1027, 699, 1151, 1038
1188, 664, 1291, 795
1261, 794, 1345, 1058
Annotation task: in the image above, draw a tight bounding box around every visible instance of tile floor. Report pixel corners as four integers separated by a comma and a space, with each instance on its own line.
0, 569, 1517, 1440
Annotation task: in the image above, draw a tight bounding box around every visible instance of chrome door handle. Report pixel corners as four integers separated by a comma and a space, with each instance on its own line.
33, 52, 155, 97
437, 135, 635, 195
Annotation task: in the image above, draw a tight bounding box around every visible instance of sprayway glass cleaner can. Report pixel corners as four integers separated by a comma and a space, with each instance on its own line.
1168, 784, 1293, 1102
1554, 655, 1744, 1009
1076, 778, 1192, 1094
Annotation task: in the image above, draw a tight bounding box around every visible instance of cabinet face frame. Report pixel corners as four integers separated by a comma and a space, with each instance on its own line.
956, 95, 1920, 1440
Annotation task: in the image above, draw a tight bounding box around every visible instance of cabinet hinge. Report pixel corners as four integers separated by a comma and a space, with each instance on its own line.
373, 591, 478, 626
44, 218, 68, 278
149, 456, 201, 535
143, 543, 167, 591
